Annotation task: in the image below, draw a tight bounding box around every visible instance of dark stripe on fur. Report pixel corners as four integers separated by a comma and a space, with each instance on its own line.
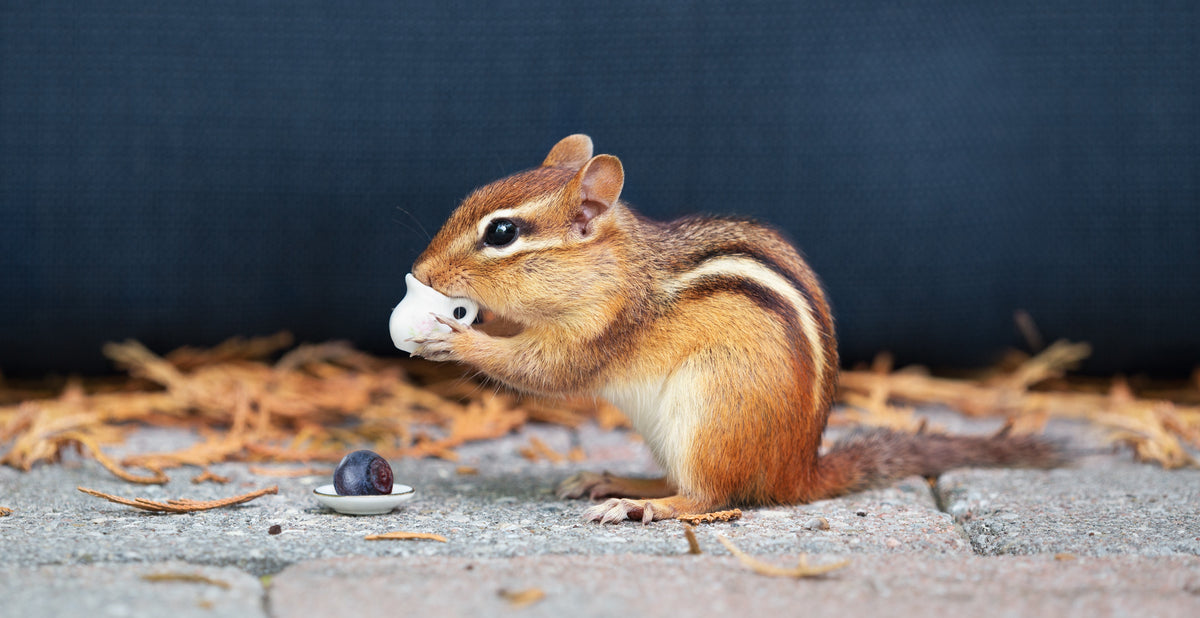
672, 275, 810, 359
680, 240, 835, 351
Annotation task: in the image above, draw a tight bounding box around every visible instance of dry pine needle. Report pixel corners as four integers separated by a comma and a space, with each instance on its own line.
498, 588, 546, 609
141, 572, 231, 589
716, 535, 849, 578
364, 531, 448, 542
77, 485, 278, 513
682, 523, 702, 554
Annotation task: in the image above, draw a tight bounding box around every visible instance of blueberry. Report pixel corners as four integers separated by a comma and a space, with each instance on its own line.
333, 450, 394, 496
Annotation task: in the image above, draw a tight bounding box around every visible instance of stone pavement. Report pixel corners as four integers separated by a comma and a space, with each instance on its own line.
2, 410, 1198, 617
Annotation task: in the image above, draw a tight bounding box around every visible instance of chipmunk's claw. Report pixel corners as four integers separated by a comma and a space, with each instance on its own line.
408, 314, 479, 362
407, 331, 458, 363
407, 339, 453, 362
433, 313, 469, 333
584, 498, 663, 524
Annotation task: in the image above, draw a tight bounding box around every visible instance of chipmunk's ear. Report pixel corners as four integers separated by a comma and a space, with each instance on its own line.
542, 134, 594, 169
571, 154, 624, 237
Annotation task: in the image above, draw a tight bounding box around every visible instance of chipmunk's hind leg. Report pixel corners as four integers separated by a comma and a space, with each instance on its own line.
583, 494, 716, 524
557, 472, 675, 500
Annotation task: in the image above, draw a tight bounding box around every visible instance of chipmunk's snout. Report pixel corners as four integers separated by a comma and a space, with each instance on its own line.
411, 260, 464, 296
410, 261, 433, 288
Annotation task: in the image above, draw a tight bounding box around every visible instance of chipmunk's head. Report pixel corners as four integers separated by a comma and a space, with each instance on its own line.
412, 135, 627, 330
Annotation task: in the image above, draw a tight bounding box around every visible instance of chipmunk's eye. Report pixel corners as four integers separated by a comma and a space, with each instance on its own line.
484, 218, 518, 247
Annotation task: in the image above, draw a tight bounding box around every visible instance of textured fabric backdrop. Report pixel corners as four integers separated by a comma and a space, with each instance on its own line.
2, 1, 1198, 375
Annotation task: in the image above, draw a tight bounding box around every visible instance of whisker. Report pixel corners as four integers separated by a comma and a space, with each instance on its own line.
394, 206, 432, 241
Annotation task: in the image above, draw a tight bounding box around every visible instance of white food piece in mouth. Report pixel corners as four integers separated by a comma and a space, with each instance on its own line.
389, 273, 479, 353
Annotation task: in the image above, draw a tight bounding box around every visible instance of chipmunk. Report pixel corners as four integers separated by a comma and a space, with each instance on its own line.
407, 134, 1061, 523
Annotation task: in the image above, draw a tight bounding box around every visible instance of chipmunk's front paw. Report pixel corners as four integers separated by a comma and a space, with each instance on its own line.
408, 314, 472, 362
557, 471, 608, 499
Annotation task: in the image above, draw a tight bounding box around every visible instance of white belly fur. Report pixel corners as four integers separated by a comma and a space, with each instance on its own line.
600, 365, 704, 496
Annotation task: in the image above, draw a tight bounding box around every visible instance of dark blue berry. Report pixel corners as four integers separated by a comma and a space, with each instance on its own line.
333, 450, 394, 496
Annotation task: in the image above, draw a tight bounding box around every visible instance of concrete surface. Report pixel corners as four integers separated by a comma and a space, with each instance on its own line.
1, 562, 265, 618
2, 408, 1198, 617
941, 462, 1200, 557
265, 555, 1200, 618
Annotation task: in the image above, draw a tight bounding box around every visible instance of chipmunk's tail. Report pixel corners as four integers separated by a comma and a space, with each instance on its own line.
811, 426, 1065, 500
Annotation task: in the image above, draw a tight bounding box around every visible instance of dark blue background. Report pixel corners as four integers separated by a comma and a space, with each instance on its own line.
2, 1, 1198, 375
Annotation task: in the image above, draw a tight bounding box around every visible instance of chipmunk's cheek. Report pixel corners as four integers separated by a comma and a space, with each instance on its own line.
468, 304, 528, 338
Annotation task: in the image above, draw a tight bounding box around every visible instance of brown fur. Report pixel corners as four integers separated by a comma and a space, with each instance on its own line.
408, 134, 1064, 522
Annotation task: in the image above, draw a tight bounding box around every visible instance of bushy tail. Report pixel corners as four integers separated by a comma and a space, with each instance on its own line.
812, 427, 1065, 500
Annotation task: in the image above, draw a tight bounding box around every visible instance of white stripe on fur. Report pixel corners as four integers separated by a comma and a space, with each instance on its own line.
666, 256, 827, 408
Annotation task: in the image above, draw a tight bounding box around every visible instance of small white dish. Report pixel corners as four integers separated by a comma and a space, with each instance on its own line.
313, 484, 415, 515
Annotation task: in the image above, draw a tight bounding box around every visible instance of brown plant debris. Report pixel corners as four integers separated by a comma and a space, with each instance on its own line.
0, 334, 616, 483
518, 435, 567, 463
3, 332, 1198, 483
77, 485, 278, 513
682, 522, 702, 554
364, 531, 448, 542
837, 339, 1200, 468
498, 588, 546, 609
676, 509, 742, 525
190, 469, 230, 484
58, 430, 170, 485
164, 332, 295, 372
716, 535, 850, 578
141, 572, 231, 589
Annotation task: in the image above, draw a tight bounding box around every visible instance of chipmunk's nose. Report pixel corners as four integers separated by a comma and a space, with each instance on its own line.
411, 259, 456, 293
410, 262, 432, 287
